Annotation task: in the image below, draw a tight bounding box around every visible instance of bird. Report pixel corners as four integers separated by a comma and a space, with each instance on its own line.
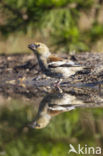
28, 90, 85, 129
28, 42, 86, 88
28, 85, 103, 129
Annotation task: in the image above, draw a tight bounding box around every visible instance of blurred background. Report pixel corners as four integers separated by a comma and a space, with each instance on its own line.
0, 0, 103, 54
0, 0, 103, 156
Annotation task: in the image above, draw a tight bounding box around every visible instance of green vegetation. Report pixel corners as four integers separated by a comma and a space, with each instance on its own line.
0, 0, 103, 53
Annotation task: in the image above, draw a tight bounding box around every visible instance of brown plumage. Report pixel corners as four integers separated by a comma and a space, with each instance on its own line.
47, 55, 63, 63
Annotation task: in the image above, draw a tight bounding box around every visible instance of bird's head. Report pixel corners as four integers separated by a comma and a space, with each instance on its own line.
28, 115, 51, 129
28, 42, 51, 57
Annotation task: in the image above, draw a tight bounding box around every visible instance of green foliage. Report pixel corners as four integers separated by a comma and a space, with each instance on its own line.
90, 23, 103, 41
0, 0, 103, 52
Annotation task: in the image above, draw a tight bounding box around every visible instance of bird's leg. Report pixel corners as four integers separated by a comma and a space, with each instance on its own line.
54, 79, 62, 87
56, 86, 63, 93
54, 79, 63, 93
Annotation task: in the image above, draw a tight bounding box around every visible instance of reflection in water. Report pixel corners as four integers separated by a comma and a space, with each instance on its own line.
28, 85, 103, 129
28, 91, 84, 129
0, 79, 103, 155
0, 78, 103, 130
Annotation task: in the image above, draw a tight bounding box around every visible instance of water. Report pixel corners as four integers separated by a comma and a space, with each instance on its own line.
0, 79, 103, 156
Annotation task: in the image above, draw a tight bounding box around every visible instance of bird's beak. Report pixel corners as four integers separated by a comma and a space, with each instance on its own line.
28, 44, 37, 51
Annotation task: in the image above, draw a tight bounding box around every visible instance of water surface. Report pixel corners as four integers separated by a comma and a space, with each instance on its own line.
0, 79, 103, 156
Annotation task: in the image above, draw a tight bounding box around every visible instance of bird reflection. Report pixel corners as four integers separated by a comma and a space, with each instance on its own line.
28, 89, 85, 129
28, 85, 103, 129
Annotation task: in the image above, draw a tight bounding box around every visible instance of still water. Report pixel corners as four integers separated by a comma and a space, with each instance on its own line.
0, 78, 103, 156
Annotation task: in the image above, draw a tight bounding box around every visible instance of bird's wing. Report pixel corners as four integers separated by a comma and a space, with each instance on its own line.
47, 55, 81, 68
47, 55, 63, 62
49, 105, 75, 111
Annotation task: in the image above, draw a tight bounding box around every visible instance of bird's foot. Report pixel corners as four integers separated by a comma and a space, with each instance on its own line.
53, 79, 61, 87
53, 79, 63, 93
